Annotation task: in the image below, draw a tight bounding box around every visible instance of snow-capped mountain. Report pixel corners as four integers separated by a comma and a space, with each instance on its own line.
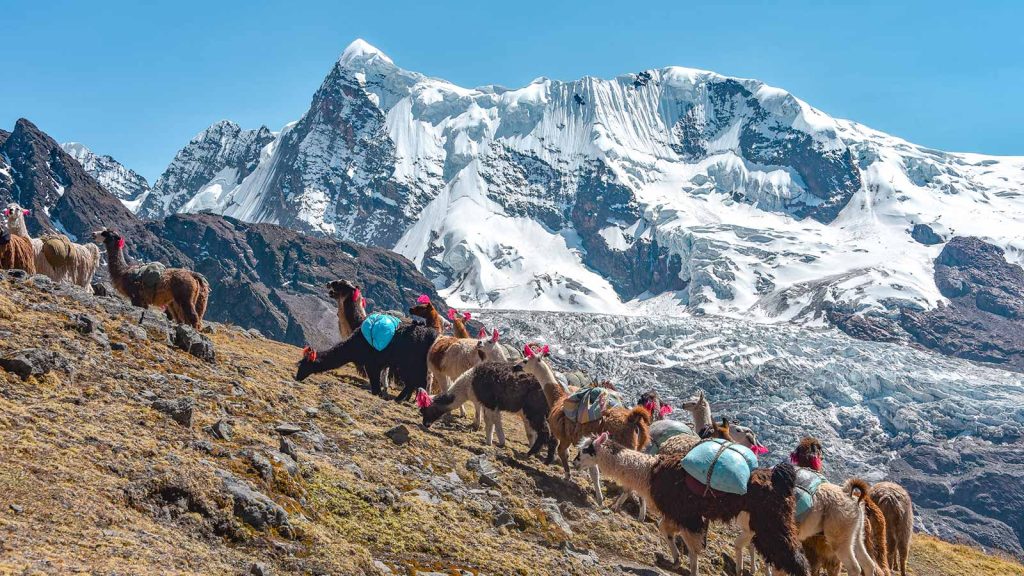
62, 142, 151, 210
137, 120, 275, 220
144, 39, 1024, 325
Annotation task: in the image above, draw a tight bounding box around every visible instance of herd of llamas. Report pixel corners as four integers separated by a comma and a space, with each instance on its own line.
0, 200, 916, 576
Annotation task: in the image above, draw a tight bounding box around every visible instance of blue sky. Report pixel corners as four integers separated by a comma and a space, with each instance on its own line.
2, 0, 1021, 182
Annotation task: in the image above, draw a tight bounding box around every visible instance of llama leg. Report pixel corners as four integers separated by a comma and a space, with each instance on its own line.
483, 409, 495, 446
637, 493, 646, 522
827, 526, 863, 576
588, 464, 603, 506
558, 442, 571, 480
680, 528, 704, 575
734, 512, 754, 575
852, 528, 876, 576
473, 402, 483, 430
493, 410, 506, 448
611, 490, 629, 511
658, 518, 681, 567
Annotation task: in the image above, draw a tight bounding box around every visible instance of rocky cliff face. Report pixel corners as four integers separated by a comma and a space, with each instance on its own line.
0, 119, 442, 348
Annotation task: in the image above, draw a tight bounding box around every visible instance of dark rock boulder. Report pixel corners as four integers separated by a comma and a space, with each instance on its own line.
173, 324, 216, 362
911, 223, 945, 245
216, 470, 292, 535
0, 348, 74, 380
151, 397, 195, 427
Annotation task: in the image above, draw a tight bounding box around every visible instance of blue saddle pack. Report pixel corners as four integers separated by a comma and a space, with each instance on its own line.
562, 387, 625, 424
360, 313, 400, 352
794, 467, 826, 522
681, 438, 759, 495
646, 419, 695, 455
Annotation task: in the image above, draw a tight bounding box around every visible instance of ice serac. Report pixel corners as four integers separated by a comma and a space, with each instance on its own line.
138, 120, 275, 220
62, 142, 152, 211
143, 40, 1024, 329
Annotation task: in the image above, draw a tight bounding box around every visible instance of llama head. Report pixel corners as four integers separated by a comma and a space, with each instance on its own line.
293, 346, 318, 382
574, 433, 609, 470
475, 327, 507, 362
518, 343, 551, 378
790, 436, 823, 470
408, 294, 436, 319
3, 203, 28, 226
418, 388, 455, 428
92, 228, 124, 249
327, 279, 360, 302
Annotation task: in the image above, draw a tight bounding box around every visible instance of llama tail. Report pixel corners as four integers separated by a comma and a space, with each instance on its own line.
845, 478, 870, 502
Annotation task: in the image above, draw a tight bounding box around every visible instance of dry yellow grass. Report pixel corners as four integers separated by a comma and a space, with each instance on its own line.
0, 274, 1020, 575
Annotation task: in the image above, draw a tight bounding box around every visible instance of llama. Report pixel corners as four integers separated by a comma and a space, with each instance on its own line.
681, 389, 768, 454
448, 308, 471, 338
408, 294, 445, 332
5, 203, 100, 288
295, 318, 437, 402
577, 433, 810, 576
518, 344, 651, 516
92, 229, 210, 329
0, 225, 36, 273
869, 482, 913, 576
327, 279, 367, 339
428, 325, 507, 427
416, 361, 553, 460
771, 437, 877, 576
802, 481, 890, 576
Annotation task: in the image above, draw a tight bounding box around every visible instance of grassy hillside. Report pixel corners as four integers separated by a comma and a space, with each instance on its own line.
0, 271, 1021, 575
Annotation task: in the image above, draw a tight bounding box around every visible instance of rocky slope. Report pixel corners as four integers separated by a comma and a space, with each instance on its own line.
1, 119, 443, 347
476, 305, 1024, 558
137, 40, 1024, 327
62, 142, 152, 210
2, 272, 1022, 575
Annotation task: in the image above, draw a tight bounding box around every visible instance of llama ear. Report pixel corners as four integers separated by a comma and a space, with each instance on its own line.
659, 404, 674, 417
478, 327, 487, 339
594, 432, 610, 447
523, 344, 534, 358
416, 294, 431, 305
447, 308, 456, 321
491, 329, 499, 343
415, 388, 433, 408
352, 288, 361, 302
541, 345, 550, 356
117, 237, 125, 249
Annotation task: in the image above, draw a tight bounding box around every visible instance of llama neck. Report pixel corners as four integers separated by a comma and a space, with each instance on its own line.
595, 445, 656, 502
451, 319, 470, 338
8, 214, 30, 238
105, 244, 130, 281
341, 298, 367, 329
532, 361, 565, 406
689, 402, 712, 430
437, 367, 476, 408
425, 310, 442, 332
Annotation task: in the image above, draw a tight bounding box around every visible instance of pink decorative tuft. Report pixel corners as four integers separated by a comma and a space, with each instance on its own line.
2, 209, 8, 216
810, 455, 822, 470
447, 308, 457, 321
415, 388, 433, 409
659, 404, 674, 417
478, 327, 487, 339
360, 296, 366, 308
491, 329, 499, 343
352, 288, 361, 302
463, 311, 471, 321
540, 345, 550, 356
22, 209, 30, 216
523, 344, 534, 358
643, 400, 657, 413
752, 444, 769, 456
416, 294, 431, 305
117, 237, 125, 250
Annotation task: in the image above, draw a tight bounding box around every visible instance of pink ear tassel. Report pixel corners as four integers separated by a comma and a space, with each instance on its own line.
463, 311, 471, 321
478, 327, 487, 339
659, 404, 674, 417
541, 345, 550, 356
752, 444, 769, 456
117, 237, 125, 249
2, 209, 9, 216
416, 294, 431, 305
810, 455, 822, 470
415, 388, 433, 408
644, 400, 657, 413
22, 209, 30, 216
491, 329, 499, 343
352, 288, 361, 302
523, 344, 534, 358
448, 308, 457, 321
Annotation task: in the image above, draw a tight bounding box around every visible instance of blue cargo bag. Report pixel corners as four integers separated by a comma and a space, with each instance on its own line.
681, 438, 759, 495
794, 467, 825, 522
361, 313, 400, 352
562, 387, 625, 424
647, 420, 695, 454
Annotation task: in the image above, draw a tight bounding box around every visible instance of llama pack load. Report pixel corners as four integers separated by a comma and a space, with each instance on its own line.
680, 438, 759, 495
561, 386, 625, 424
793, 467, 826, 522
360, 313, 401, 351
646, 419, 695, 454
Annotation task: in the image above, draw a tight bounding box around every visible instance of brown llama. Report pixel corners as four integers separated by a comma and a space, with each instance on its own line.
92, 229, 210, 329
802, 482, 890, 576
5, 202, 99, 288
0, 226, 36, 273
408, 294, 444, 333
448, 308, 471, 338
869, 481, 913, 576
327, 279, 367, 339
577, 433, 810, 576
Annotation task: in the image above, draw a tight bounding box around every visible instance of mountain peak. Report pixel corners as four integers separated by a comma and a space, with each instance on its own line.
338, 38, 393, 68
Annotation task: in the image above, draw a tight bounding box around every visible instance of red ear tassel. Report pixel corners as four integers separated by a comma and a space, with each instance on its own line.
810, 455, 822, 471
523, 344, 534, 358
117, 237, 125, 249
360, 296, 366, 308
478, 327, 487, 339
448, 308, 457, 321
302, 346, 317, 362
2, 209, 9, 216
416, 294, 431, 305
352, 288, 361, 302
659, 404, 674, 417
643, 400, 657, 413
22, 209, 30, 216
541, 345, 550, 356
415, 388, 432, 408
491, 329, 499, 343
